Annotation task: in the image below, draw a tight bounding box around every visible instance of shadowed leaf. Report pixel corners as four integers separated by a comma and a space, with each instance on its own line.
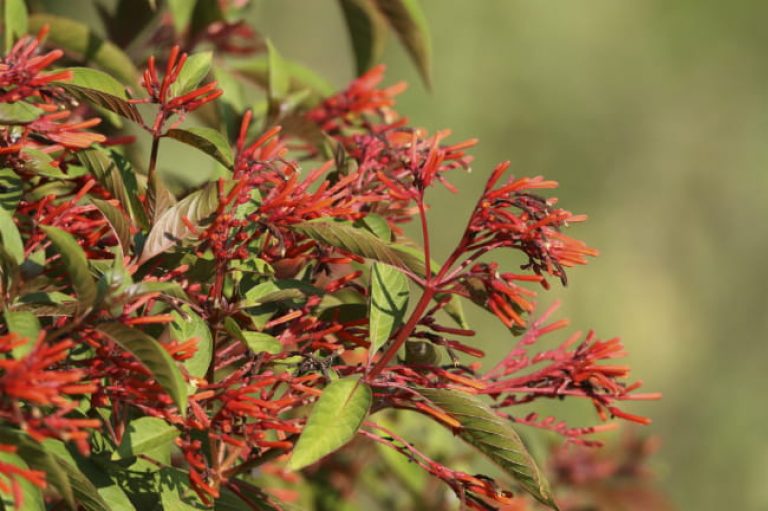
339, 0, 387, 76
372, 0, 431, 88
97, 322, 188, 411
166, 127, 233, 168
369, 262, 409, 356
41, 226, 98, 313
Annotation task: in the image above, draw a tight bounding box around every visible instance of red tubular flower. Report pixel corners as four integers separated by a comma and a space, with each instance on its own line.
0, 28, 72, 103
139, 45, 222, 118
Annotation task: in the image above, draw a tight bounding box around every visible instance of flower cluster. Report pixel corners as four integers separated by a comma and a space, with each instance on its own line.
0, 13, 661, 510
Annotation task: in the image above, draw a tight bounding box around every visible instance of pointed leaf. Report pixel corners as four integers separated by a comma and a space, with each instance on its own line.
115, 417, 179, 460
292, 220, 423, 274
170, 51, 212, 98
97, 322, 188, 411
3, 310, 40, 358
166, 127, 233, 168
167, 0, 197, 33
416, 388, 558, 509
41, 225, 98, 313
0, 101, 41, 124
266, 40, 290, 102
231, 57, 333, 99
169, 307, 212, 379
139, 181, 224, 264
338, 0, 387, 76
42, 440, 121, 511
3, 0, 27, 51
289, 376, 372, 470
372, 0, 431, 88
90, 198, 133, 256
0, 450, 44, 510
78, 148, 147, 229
0, 168, 22, 213
55, 68, 141, 123
368, 262, 409, 356
28, 14, 139, 85
0, 208, 23, 264
242, 332, 281, 355
0, 428, 75, 510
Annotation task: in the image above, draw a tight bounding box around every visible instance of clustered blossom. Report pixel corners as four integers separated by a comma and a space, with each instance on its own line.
0, 30, 660, 510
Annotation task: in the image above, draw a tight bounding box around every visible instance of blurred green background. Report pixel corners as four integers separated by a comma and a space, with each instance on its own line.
251, 1, 768, 510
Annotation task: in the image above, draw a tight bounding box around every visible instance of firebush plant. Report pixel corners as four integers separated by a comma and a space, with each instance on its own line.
0, 1, 661, 510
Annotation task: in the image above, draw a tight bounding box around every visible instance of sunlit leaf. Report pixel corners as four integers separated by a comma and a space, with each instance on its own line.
3, 309, 40, 358
289, 376, 371, 470
292, 220, 423, 274
169, 307, 212, 379
0, 428, 75, 510
0, 449, 44, 510
417, 388, 558, 509
41, 225, 98, 313
241, 331, 281, 355
3, 0, 27, 51
139, 181, 224, 264
0, 101, 41, 124
55, 68, 141, 123
231, 57, 333, 100
372, 0, 432, 88
170, 51, 212, 98
369, 262, 409, 356
28, 14, 139, 85
97, 322, 188, 411
166, 127, 234, 168
0, 207, 23, 264
43, 439, 124, 511
115, 417, 179, 460
338, 0, 387, 76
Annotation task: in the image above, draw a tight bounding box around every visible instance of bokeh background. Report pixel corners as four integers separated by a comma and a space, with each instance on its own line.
250, 1, 768, 510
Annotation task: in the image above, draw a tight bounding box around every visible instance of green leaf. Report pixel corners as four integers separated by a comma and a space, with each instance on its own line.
356, 214, 391, 241
21, 148, 70, 179
169, 307, 212, 379
97, 322, 188, 411
115, 417, 179, 460
42, 440, 123, 511
139, 180, 223, 264
166, 127, 234, 168
78, 148, 148, 229
55, 68, 142, 123
167, 0, 197, 34
292, 220, 423, 274
28, 14, 139, 85
0, 449, 44, 511
170, 51, 212, 98
416, 388, 558, 509
61, 67, 129, 99
3, 0, 27, 51
0, 101, 41, 124
0, 428, 75, 510
90, 198, 133, 257
266, 39, 290, 102
372, 0, 432, 88
231, 57, 334, 100
288, 376, 372, 470
41, 225, 98, 313
338, 0, 387, 76
0, 207, 23, 265
212, 65, 247, 140
3, 309, 40, 358
159, 467, 207, 510
241, 331, 281, 355
368, 262, 409, 356
0, 168, 22, 213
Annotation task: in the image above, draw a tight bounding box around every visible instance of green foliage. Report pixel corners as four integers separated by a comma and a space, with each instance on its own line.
368, 262, 409, 356
289, 376, 373, 470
